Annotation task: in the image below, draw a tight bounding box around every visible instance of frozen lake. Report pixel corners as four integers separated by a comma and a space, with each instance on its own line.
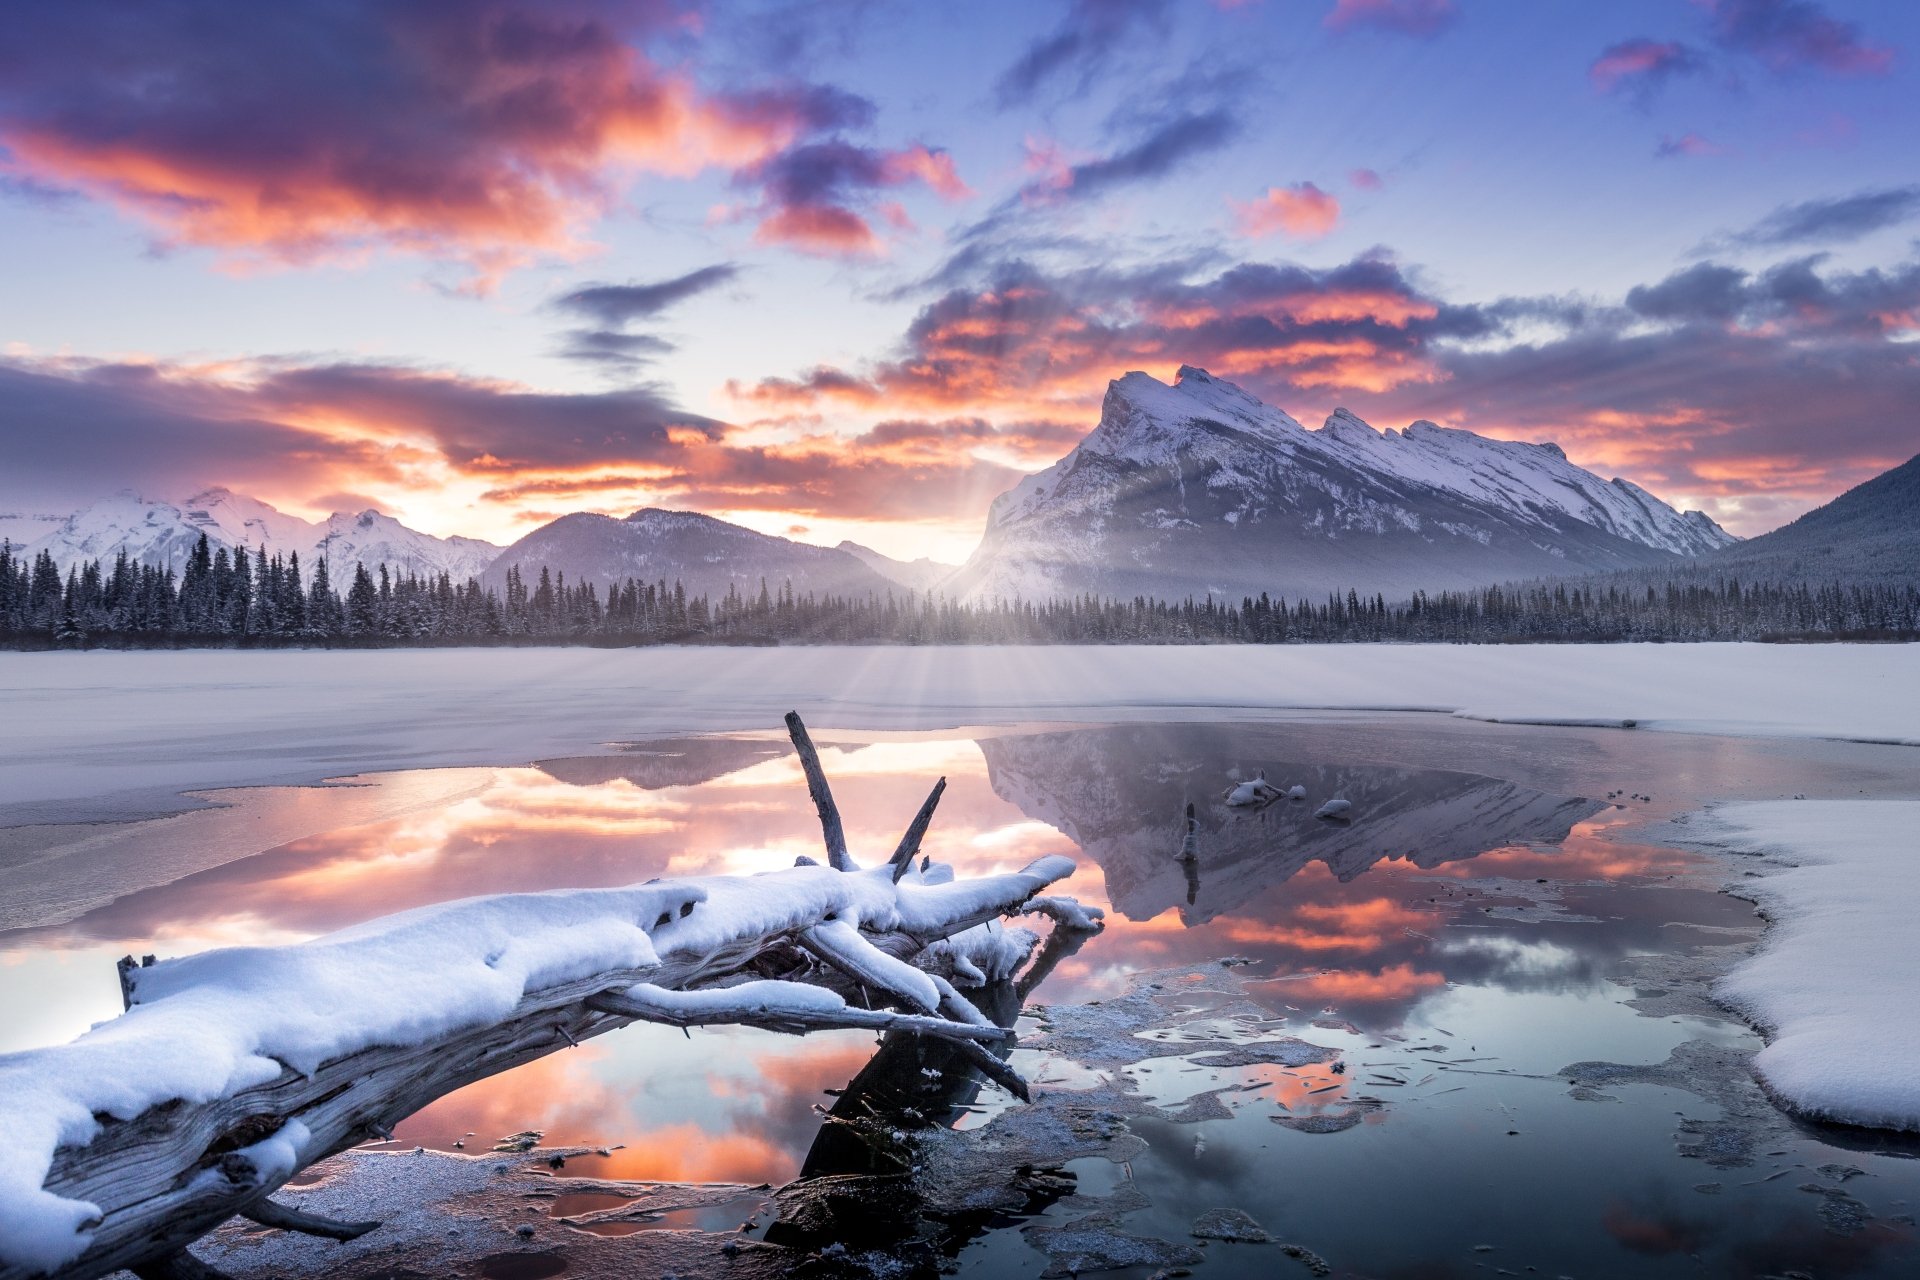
3, 643, 1917, 826
5, 709, 1919, 1278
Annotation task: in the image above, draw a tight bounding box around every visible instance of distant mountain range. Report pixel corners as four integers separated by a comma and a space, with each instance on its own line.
10, 489, 500, 581
945, 366, 1736, 603
483, 508, 898, 599
837, 541, 958, 593
16, 368, 1909, 604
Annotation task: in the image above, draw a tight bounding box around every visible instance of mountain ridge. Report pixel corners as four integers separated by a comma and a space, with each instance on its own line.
484, 508, 899, 600
19, 489, 501, 582
1696, 453, 1919, 583
947, 366, 1735, 603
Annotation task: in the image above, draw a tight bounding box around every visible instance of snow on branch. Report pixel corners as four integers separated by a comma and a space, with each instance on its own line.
0, 714, 1097, 1280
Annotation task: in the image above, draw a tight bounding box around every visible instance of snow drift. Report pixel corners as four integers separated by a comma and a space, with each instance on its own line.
1704, 801, 1920, 1132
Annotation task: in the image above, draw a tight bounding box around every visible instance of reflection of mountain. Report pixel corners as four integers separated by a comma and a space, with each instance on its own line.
535, 737, 786, 790
980, 725, 1605, 924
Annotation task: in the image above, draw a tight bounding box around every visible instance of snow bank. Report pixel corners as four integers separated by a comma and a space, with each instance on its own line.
1703, 801, 1920, 1132
0, 853, 1074, 1271
2, 644, 1916, 826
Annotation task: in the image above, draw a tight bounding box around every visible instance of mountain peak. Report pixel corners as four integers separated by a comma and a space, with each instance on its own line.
1092, 368, 1307, 460
1321, 408, 1377, 443
952, 364, 1738, 603
25, 487, 498, 579
492, 508, 895, 598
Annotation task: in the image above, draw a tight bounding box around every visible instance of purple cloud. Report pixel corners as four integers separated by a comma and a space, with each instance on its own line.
1323, 0, 1459, 38
1701, 0, 1893, 75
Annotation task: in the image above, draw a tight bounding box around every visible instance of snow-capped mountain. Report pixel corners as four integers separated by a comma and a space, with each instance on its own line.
177, 487, 320, 557
20, 492, 219, 574
311, 509, 500, 582
948, 366, 1737, 603
836, 541, 957, 593
486, 508, 897, 599
22, 489, 501, 580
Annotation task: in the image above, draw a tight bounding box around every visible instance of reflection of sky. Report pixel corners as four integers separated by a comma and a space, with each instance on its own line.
0, 724, 1761, 1190
4, 722, 1917, 1275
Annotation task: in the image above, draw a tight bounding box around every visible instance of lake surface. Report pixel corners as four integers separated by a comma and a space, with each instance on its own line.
4, 715, 1918, 1277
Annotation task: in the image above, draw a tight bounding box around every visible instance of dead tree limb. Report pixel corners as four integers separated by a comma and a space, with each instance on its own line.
588, 982, 1012, 1043
785, 710, 853, 871
0, 715, 1099, 1280
237, 1198, 380, 1240
889, 778, 946, 881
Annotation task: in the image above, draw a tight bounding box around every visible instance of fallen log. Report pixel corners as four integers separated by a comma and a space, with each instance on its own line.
0, 714, 1101, 1280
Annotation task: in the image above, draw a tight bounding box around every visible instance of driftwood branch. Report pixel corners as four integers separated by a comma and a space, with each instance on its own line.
889, 777, 946, 882
0, 715, 1096, 1280
785, 710, 854, 871
588, 983, 1013, 1044
237, 1198, 380, 1240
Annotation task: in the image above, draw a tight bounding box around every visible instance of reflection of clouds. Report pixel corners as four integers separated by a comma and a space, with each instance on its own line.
394, 1031, 875, 1186
20, 740, 1067, 954
1438, 934, 1582, 978
4, 726, 1749, 1174
1601, 1198, 1710, 1256
964, 819, 1078, 858
1253, 964, 1446, 1006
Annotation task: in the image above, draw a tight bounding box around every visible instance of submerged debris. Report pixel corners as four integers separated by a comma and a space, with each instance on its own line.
1561, 1040, 1786, 1168
1190, 1207, 1271, 1242
1800, 1182, 1875, 1236
1271, 1100, 1382, 1134
1280, 1242, 1333, 1275
492, 1131, 543, 1154
1224, 774, 1283, 808
1026, 1223, 1203, 1278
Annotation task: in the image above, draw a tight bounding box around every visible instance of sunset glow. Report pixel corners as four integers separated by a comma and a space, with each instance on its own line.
2, 1, 1916, 560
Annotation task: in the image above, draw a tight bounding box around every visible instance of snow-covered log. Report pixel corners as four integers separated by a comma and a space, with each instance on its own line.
0, 714, 1097, 1280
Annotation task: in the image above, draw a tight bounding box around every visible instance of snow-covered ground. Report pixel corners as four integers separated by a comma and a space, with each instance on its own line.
1, 644, 1916, 825
1701, 801, 1920, 1132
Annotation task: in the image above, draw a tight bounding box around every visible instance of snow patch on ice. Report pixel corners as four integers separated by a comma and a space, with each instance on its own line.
1703, 800, 1920, 1132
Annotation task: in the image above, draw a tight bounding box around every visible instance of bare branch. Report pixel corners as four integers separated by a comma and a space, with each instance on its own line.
801, 920, 940, 1013
785, 711, 853, 871
589, 983, 1012, 1044
239, 1199, 380, 1241
950, 1039, 1032, 1102
889, 777, 947, 882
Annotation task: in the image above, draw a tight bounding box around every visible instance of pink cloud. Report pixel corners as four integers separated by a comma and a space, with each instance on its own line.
1323, 0, 1458, 37
1231, 183, 1341, 239
1589, 39, 1703, 96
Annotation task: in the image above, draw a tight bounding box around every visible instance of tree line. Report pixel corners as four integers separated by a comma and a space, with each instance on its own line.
2, 535, 1915, 647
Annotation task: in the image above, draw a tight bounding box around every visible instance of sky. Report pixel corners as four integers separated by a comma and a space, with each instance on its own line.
1, 0, 1917, 563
